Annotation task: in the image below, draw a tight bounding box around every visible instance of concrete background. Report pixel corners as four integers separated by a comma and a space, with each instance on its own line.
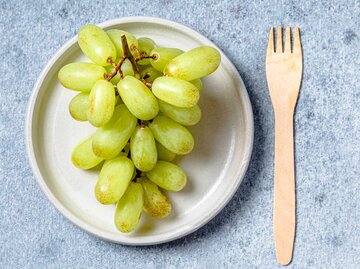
0, 0, 359, 268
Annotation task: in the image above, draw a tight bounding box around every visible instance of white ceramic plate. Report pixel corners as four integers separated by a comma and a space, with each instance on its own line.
26, 17, 254, 245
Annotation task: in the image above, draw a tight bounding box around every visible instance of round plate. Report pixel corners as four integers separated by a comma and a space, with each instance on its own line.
26, 17, 254, 245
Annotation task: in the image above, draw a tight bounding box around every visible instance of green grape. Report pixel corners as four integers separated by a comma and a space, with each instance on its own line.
123, 142, 130, 156
140, 66, 162, 83
156, 142, 176, 161
120, 59, 135, 76
158, 100, 201, 126
152, 76, 199, 108
149, 115, 194, 155
115, 95, 123, 105
78, 24, 117, 66
163, 46, 221, 81
95, 156, 134, 204
190, 79, 203, 93
117, 76, 159, 120
105, 59, 134, 85
69, 92, 89, 121
146, 161, 187, 192
137, 37, 156, 65
92, 104, 137, 159
130, 126, 157, 172
137, 177, 171, 218
71, 135, 103, 169
107, 29, 138, 57
138, 64, 151, 73
58, 62, 106, 92
131, 168, 137, 180
114, 182, 143, 233
105, 66, 119, 85
87, 80, 116, 127
150, 47, 183, 72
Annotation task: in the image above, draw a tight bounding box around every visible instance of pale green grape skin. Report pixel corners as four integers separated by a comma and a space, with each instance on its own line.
163, 46, 221, 81
92, 104, 137, 159
150, 47, 183, 72
156, 142, 176, 161
58, 62, 106, 92
69, 92, 89, 121
152, 76, 200, 108
123, 142, 130, 156
137, 37, 156, 65
140, 66, 162, 83
146, 161, 187, 192
149, 115, 194, 155
117, 76, 159, 120
137, 177, 171, 218
158, 100, 201, 126
95, 156, 134, 204
115, 95, 123, 106
78, 24, 117, 66
107, 29, 138, 57
104, 65, 116, 82
71, 135, 103, 169
121, 59, 135, 76
190, 79, 203, 93
87, 80, 116, 127
105, 59, 134, 85
131, 168, 137, 180
130, 126, 157, 172
138, 64, 151, 73
114, 182, 143, 233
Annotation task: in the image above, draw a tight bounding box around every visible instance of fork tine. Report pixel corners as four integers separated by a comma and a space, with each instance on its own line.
276, 27, 283, 53
267, 27, 275, 54
284, 27, 291, 53
293, 27, 302, 54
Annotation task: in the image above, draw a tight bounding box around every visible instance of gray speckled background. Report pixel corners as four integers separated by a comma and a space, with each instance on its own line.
1, 0, 359, 268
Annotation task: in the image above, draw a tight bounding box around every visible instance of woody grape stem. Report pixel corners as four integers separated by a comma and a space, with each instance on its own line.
121, 35, 140, 79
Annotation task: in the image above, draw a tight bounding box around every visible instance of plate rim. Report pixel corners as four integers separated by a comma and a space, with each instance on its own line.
25, 16, 254, 245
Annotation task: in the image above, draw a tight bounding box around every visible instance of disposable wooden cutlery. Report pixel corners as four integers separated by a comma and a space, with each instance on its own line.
265, 26, 303, 265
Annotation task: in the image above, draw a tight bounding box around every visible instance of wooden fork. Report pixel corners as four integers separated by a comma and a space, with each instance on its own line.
265, 27, 303, 265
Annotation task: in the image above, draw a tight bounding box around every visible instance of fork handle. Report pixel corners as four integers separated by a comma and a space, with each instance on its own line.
273, 110, 296, 265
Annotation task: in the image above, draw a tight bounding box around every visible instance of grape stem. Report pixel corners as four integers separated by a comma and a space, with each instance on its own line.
141, 79, 152, 88
131, 45, 156, 62
105, 56, 126, 81
135, 55, 156, 62
104, 36, 153, 88
142, 72, 151, 80
131, 45, 142, 58
115, 56, 126, 79
121, 35, 140, 79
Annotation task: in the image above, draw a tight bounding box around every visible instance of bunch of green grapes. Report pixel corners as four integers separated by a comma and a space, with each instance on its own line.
58, 24, 221, 233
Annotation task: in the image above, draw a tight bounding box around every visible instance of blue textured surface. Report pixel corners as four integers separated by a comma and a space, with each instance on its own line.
1, 0, 359, 268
